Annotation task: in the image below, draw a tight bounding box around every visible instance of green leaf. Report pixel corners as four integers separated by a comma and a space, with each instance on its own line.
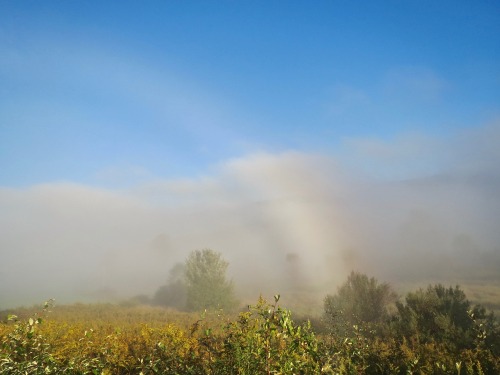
7, 314, 17, 321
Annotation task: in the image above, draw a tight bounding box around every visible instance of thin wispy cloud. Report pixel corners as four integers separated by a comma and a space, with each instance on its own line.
0, 40, 255, 186
382, 66, 447, 103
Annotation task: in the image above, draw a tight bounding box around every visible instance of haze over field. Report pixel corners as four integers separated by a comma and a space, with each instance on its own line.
1, 1, 499, 309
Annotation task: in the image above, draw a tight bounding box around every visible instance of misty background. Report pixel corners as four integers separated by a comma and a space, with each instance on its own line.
1, 2, 499, 309
2, 122, 499, 308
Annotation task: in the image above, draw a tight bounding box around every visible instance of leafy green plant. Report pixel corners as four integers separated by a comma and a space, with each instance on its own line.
192, 294, 324, 374
324, 272, 397, 334
0, 299, 57, 374
184, 249, 237, 312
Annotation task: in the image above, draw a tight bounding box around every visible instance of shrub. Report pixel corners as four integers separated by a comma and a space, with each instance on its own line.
323, 271, 397, 336
184, 249, 237, 312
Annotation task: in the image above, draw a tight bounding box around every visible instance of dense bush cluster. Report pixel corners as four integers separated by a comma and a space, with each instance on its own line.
1, 275, 499, 374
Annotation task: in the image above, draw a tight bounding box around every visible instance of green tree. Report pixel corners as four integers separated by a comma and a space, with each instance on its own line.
153, 263, 187, 310
323, 271, 397, 335
395, 284, 499, 353
184, 249, 237, 311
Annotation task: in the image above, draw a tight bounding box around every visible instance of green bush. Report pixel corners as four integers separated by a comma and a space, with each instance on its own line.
184, 249, 237, 312
0, 300, 57, 374
323, 271, 397, 337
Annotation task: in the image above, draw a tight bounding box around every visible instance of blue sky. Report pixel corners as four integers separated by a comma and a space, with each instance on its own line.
1, 1, 498, 187
1, 1, 500, 307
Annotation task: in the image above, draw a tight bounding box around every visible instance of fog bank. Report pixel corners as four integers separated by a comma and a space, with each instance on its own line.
1, 122, 499, 309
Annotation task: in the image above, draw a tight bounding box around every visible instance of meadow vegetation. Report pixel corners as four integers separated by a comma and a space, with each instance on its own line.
1, 253, 499, 374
